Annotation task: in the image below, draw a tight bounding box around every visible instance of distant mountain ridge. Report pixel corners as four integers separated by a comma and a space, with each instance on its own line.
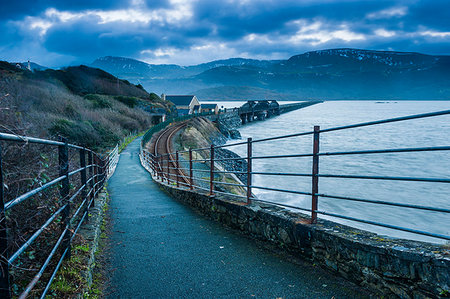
90, 49, 450, 100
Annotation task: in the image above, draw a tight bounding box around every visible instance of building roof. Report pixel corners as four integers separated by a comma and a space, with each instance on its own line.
165, 95, 195, 106
201, 103, 218, 109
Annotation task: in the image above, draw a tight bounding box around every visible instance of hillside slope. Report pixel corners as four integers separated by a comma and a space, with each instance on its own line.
0, 62, 171, 150
90, 49, 450, 100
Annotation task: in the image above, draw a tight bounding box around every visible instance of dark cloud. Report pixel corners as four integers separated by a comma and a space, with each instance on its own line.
0, 0, 449, 66
0, 0, 132, 20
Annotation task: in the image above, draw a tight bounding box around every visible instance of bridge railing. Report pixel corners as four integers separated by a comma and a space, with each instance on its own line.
0, 133, 119, 298
141, 109, 450, 242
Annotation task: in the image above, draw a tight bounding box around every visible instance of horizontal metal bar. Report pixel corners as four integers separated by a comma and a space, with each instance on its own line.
251, 172, 312, 177
318, 146, 450, 156
250, 185, 313, 196
320, 109, 450, 134
19, 225, 69, 298
210, 189, 249, 199
0, 132, 84, 149
41, 201, 91, 299
252, 198, 312, 213
317, 193, 450, 213
212, 181, 247, 188
8, 203, 67, 264
315, 210, 450, 240
317, 173, 450, 183
190, 168, 211, 173
5, 175, 66, 210
252, 130, 314, 144
214, 157, 246, 162
252, 153, 313, 160
211, 170, 247, 175
190, 159, 210, 162
215, 141, 248, 149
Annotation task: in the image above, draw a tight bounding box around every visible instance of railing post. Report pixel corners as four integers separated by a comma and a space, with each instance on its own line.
166, 154, 170, 183
209, 144, 215, 196
247, 138, 252, 204
157, 156, 161, 180
176, 151, 179, 188
189, 149, 193, 190
80, 148, 88, 220
58, 138, 71, 259
93, 155, 98, 207
0, 142, 11, 299
311, 126, 320, 224
88, 151, 93, 203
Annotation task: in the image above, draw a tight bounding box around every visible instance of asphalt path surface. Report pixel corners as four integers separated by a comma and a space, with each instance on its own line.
106, 138, 368, 298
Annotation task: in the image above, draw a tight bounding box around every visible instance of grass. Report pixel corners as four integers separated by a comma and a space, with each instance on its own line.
118, 131, 146, 153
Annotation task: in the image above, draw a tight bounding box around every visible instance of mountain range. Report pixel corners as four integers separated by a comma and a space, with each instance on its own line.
91, 48, 449, 100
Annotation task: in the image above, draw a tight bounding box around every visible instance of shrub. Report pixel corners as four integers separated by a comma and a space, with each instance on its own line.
114, 95, 139, 108
84, 94, 112, 109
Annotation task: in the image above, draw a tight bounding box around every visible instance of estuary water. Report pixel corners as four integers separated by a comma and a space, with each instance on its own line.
209, 101, 450, 243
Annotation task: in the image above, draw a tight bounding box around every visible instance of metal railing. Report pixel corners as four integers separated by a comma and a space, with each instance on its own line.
140, 109, 450, 242
0, 133, 119, 298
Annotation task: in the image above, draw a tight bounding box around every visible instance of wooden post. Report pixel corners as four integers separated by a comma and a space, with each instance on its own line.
311, 126, 320, 224
0, 142, 11, 298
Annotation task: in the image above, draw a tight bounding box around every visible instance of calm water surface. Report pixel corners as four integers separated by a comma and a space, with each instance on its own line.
212, 101, 450, 243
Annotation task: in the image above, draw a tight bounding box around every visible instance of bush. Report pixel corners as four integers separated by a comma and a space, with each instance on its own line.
84, 94, 112, 109
114, 96, 139, 108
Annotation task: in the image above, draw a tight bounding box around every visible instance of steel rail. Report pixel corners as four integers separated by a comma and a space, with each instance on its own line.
8, 203, 67, 264
319, 109, 450, 134
318, 146, 450, 156
40, 200, 90, 299
317, 173, 450, 183
250, 185, 313, 196
18, 225, 69, 299
251, 198, 312, 213
316, 193, 450, 213
314, 210, 450, 240
251, 153, 313, 160
8, 178, 88, 264
4, 165, 97, 210
214, 141, 248, 149
213, 156, 247, 162
211, 180, 247, 188
251, 171, 312, 177
4, 175, 65, 210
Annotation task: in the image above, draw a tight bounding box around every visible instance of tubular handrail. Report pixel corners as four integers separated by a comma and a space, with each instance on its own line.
0, 131, 120, 298
140, 108, 450, 242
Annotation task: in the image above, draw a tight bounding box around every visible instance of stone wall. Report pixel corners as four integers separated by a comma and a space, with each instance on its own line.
154, 180, 450, 298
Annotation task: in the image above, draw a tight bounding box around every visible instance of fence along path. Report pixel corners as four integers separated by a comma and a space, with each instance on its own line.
142, 109, 450, 242
106, 137, 365, 298
0, 133, 118, 298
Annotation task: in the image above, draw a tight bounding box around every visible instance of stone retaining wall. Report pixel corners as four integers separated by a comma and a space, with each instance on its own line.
154, 179, 450, 298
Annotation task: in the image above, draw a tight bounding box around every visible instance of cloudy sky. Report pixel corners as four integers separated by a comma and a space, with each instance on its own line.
0, 0, 449, 67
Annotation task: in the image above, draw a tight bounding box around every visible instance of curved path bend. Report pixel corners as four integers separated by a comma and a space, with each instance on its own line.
106, 138, 368, 298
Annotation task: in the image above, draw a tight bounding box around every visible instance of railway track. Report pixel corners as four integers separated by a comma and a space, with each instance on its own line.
151, 122, 190, 187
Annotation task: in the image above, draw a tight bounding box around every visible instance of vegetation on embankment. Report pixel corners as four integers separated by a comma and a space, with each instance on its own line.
0, 61, 172, 151
173, 117, 247, 196
0, 62, 171, 297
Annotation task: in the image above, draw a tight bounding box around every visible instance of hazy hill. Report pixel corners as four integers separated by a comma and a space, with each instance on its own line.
0, 61, 170, 150
90, 49, 450, 100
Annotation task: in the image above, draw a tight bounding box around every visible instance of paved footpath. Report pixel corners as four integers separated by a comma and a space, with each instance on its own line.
106, 138, 368, 298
